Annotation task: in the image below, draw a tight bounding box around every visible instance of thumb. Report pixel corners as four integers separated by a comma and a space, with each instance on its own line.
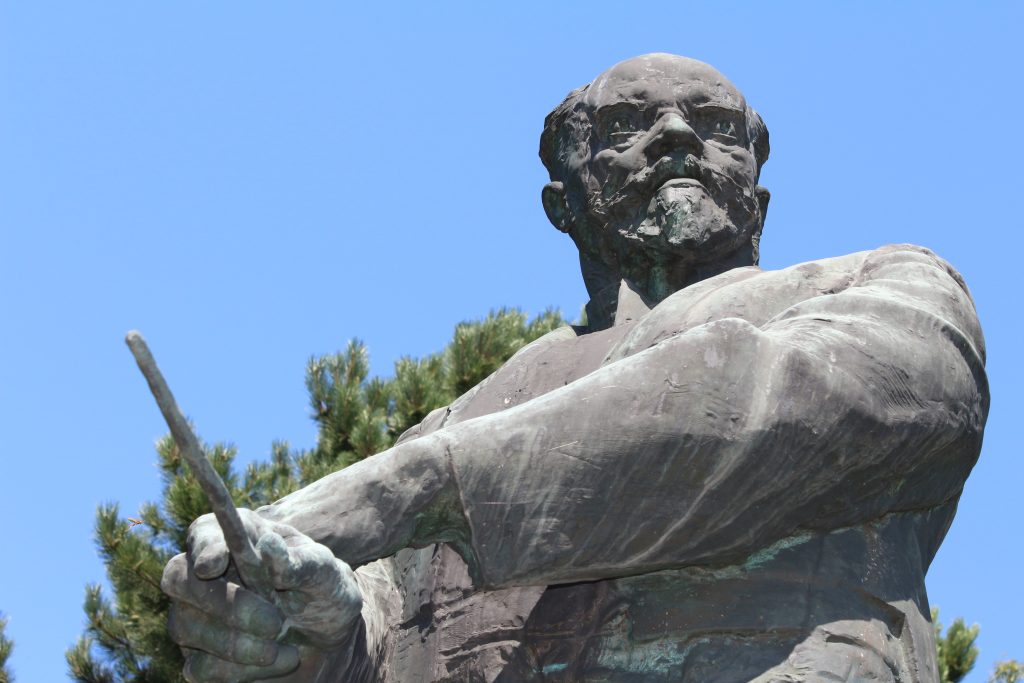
189, 516, 231, 580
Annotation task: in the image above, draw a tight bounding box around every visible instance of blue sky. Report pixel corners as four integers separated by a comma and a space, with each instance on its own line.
1, 2, 1021, 681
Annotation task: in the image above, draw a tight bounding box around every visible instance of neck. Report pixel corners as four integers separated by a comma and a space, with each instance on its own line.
580, 244, 756, 331
583, 278, 653, 331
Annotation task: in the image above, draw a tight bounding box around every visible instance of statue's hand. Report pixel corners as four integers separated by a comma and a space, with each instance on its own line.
162, 509, 363, 682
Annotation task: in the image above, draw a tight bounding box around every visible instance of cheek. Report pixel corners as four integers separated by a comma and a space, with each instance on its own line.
589, 149, 617, 186
706, 146, 758, 188
562, 165, 598, 212
590, 148, 647, 190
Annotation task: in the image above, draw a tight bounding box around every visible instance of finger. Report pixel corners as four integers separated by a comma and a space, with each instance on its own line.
183, 645, 300, 683
257, 535, 362, 646
281, 559, 362, 648
187, 513, 230, 579
169, 602, 279, 666
259, 533, 341, 592
162, 554, 283, 639
161, 554, 191, 600
266, 519, 306, 545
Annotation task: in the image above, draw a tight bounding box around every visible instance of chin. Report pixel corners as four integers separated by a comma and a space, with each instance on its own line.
622, 187, 760, 264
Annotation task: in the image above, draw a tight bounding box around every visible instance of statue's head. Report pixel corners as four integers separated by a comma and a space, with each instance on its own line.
540, 54, 770, 307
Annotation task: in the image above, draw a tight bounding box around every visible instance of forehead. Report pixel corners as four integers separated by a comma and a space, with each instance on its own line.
583, 54, 746, 112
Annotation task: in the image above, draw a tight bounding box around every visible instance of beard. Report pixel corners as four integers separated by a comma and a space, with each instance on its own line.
587, 181, 763, 270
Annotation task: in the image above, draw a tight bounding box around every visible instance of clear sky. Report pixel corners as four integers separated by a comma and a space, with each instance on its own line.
1, 2, 1020, 681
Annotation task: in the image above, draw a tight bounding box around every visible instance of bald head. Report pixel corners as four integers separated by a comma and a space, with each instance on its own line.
587, 54, 741, 108
541, 54, 769, 185
539, 54, 771, 313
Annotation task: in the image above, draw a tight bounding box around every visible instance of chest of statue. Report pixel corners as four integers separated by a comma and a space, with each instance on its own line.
371, 255, 940, 682
441, 257, 859, 427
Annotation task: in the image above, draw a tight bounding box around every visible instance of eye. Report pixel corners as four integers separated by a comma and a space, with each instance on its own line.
611, 117, 637, 134
714, 120, 737, 139
604, 112, 642, 145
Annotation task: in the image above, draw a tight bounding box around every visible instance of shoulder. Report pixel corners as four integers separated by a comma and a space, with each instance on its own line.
854, 244, 973, 291
846, 244, 984, 359
610, 251, 863, 358
612, 244, 983, 363
761, 244, 979, 316
701, 243, 978, 322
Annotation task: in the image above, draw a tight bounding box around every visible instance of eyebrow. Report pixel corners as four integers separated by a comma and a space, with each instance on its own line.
594, 101, 643, 115
693, 102, 745, 114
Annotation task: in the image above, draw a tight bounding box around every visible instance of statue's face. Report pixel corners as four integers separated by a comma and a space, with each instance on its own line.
564, 54, 764, 269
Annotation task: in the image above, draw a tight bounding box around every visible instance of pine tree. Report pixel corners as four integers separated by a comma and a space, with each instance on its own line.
992, 661, 1024, 683
0, 612, 14, 683
67, 308, 564, 681
933, 607, 981, 683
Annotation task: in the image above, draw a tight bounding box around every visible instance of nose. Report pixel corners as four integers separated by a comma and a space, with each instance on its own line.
643, 112, 702, 160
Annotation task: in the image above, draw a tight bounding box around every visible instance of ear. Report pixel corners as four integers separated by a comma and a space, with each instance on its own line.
542, 182, 571, 233
755, 185, 770, 225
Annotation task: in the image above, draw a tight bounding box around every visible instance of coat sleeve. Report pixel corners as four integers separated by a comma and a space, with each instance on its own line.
440, 245, 988, 588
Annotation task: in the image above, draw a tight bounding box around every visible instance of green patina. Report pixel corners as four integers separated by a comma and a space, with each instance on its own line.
410, 481, 479, 577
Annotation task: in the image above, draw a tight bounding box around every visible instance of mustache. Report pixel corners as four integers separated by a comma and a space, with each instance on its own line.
591, 154, 747, 223
603, 154, 705, 205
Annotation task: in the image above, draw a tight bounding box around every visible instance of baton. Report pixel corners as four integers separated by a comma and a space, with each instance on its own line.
125, 330, 274, 599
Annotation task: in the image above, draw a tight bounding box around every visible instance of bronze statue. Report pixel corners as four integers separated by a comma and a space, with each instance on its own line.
160, 54, 988, 682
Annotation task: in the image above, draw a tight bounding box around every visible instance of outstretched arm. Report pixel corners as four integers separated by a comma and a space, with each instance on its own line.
259, 245, 988, 588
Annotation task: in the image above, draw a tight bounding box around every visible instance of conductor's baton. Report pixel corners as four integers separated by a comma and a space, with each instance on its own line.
125, 330, 274, 599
